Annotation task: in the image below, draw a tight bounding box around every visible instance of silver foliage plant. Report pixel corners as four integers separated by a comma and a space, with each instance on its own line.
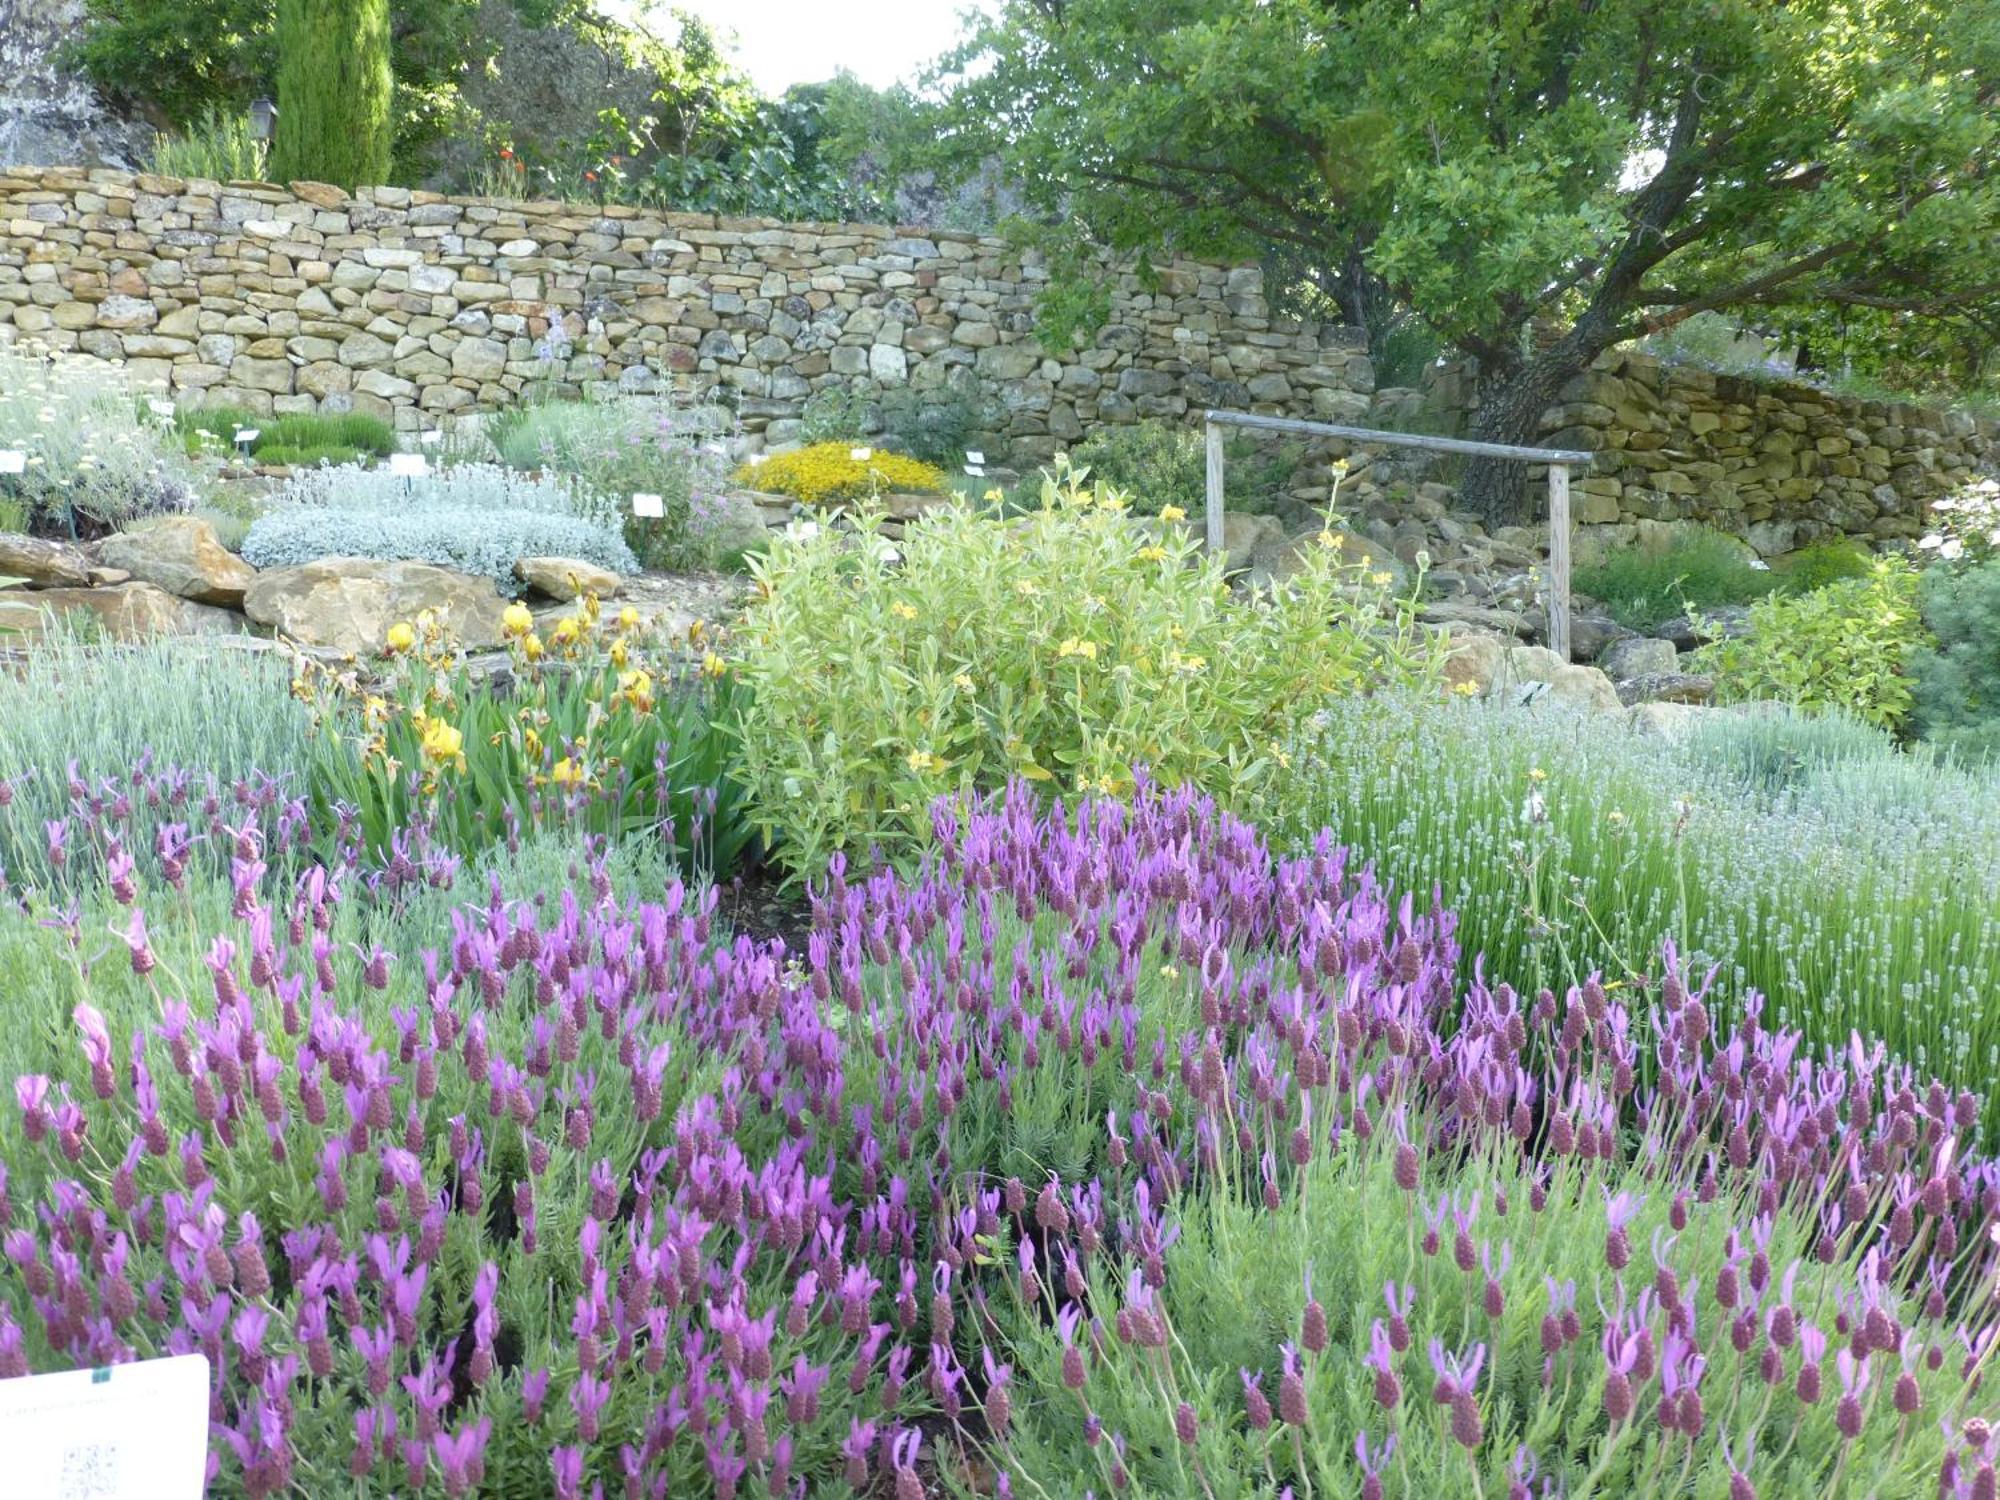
241, 462, 636, 589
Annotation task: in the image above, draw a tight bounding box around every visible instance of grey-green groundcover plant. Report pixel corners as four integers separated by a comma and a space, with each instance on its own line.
1, 775, 1995, 1497
242, 461, 635, 589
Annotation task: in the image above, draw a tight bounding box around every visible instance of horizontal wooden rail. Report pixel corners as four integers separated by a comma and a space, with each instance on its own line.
1202, 409, 1593, 661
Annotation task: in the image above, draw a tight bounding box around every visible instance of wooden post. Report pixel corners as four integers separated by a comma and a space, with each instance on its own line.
1204, 420, 1225, 553
1547, 463, 1572, 662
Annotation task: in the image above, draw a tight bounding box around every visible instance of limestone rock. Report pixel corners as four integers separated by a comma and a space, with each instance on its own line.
1547, 663, 1622, 713
244, 558, 506, 655
515, 557, 622, 602
1442, 630, 1507, 696
1616, 672, 1716, 707
0, 582, 194, 641
1598, 636, 1680, 682
0, 533, 94, 589
95, 517, 258, 606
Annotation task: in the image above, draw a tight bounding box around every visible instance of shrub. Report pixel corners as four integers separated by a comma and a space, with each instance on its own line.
1691, 555, 1930, 730
295, 597, 751, 879
1910, 556, 2000, 746
242, 463, 635, 589
0, 346, 199, 535
486, 397, 741, 570
0, 781, 1988, 1497
0, 627, 314, 889
1574, 527, 1779, 631
1774, 535, 1872, 591
1068, 418, 1304, 517
729, 466, 1440, 876
799, 384, 1004, 470
175, 408, 395, 468
269, 0, 392, 190
734, 441, 947, 505
147, 105, 270, 182
1263, 695, 2000, 1101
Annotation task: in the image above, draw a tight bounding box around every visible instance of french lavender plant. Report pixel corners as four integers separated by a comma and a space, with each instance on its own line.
0, 777, 1994, 1497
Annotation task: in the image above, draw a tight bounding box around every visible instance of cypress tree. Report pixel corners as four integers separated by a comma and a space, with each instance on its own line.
268, 0, 394, 190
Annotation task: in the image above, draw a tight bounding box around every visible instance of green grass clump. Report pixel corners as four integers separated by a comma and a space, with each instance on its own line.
1262, 695, 2000, 1104
1575, 527, 1780, 630
174, 407, 394, 467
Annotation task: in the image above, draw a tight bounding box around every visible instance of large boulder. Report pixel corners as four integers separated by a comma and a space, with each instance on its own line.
1267, 523, 1411, 592
1599, 636, 1680, 682
1442, 630, 1508, 696
1617, 672, 1717, 707
0, 534, 94, 589
1547, 663, 1623, 713
95, 517, 258, 606
244, 558, 506, 655
0, 582, 197, 641
515, 557, 623, 602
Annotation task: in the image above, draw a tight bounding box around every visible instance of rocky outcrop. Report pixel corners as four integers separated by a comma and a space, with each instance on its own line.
95, 516, 258, 605
0, 580, 208, 639
0, 1, 153, 170
0, 531, 93, 587
243, 558, 506, 655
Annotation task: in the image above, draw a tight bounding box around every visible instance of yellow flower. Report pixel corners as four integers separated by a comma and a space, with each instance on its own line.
1528, 766, 1549, 782
1158, 505, 1187, 523
1057, 638, 1099, 661
891, 601, 918, 621
502, 602, 535, 638
1370, 570, 1392, 587
618, 605, 640, 630
1014, 579, 1039, 597
1167, 650, 1206, 675
1316, 530, 1343, 551
905, 748, 945, 775
551, 617, 582, 648
420, 718, 463, 765
550, 756, 584, 788
522, 727, 542, 758
384, 621, 416, 654
522, 633, 545, 662
1451, 679, 1481, 697
609, 639, 629, 669
701, 651, 727, 679
618, 668, 655, 712
953, 673, 975, 692
1137, 544, 1168, 563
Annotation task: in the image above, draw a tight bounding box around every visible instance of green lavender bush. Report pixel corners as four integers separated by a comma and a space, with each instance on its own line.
1260, 695, 2000, 1099
1574, 527, 1779, 631
1910, 557, 2000, 757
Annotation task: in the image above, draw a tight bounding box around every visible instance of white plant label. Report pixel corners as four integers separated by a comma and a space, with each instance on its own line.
0, 1354, 210, 1499
232, 428, 260, 445
419, 429, 443, 446
849, 447, 873, 462
388, 454, 429, 478
632, 491, 666, 518
147, 400, 176, 419
964, 464, 986, 477
0, 450, 24, 475
747, 453, 768, 467
965, 450, 985, 466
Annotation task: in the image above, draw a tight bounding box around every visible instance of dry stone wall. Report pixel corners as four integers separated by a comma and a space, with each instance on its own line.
0, 166, 1372, 460
1434, 350, 1998, 556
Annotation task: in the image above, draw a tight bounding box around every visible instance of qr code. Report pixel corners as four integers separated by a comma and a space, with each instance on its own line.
59, 1441, 123, 1500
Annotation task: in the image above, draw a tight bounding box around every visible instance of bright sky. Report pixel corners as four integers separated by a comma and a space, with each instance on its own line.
626, 1, 988, 94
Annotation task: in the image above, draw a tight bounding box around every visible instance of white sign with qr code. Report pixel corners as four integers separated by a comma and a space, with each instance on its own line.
0, 1353, 209, 1499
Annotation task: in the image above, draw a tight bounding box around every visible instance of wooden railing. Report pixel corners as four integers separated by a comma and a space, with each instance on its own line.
1203, 410, 1593, 660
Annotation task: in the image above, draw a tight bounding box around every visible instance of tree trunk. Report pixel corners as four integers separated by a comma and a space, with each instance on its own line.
1457, 339, 1602, 526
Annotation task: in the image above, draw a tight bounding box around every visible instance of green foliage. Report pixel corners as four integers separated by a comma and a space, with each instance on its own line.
1910, 558, 2000, 747
147, 104, 269, 181
0, 627, 311, 887
176, 406, 395, 467
798, 384, 1003, 471
298, 606, 751, 878
1774, 537, 1873, 593
72, 0, 589, 181
1262, 695, 2000, 1096
0, 346, 200, 535
728, 466, 1441, 876
485, 397, 745, 570
1573, 528, 1779, 632
269, 0, 393, 190
1692, 556, 1930, 731
922, 0, 2000, 517
1068, 419, 1304, 518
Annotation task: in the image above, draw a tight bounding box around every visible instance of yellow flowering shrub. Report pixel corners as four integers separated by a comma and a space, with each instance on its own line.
734, 442, 948, 504
730, 461, 1444, 876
